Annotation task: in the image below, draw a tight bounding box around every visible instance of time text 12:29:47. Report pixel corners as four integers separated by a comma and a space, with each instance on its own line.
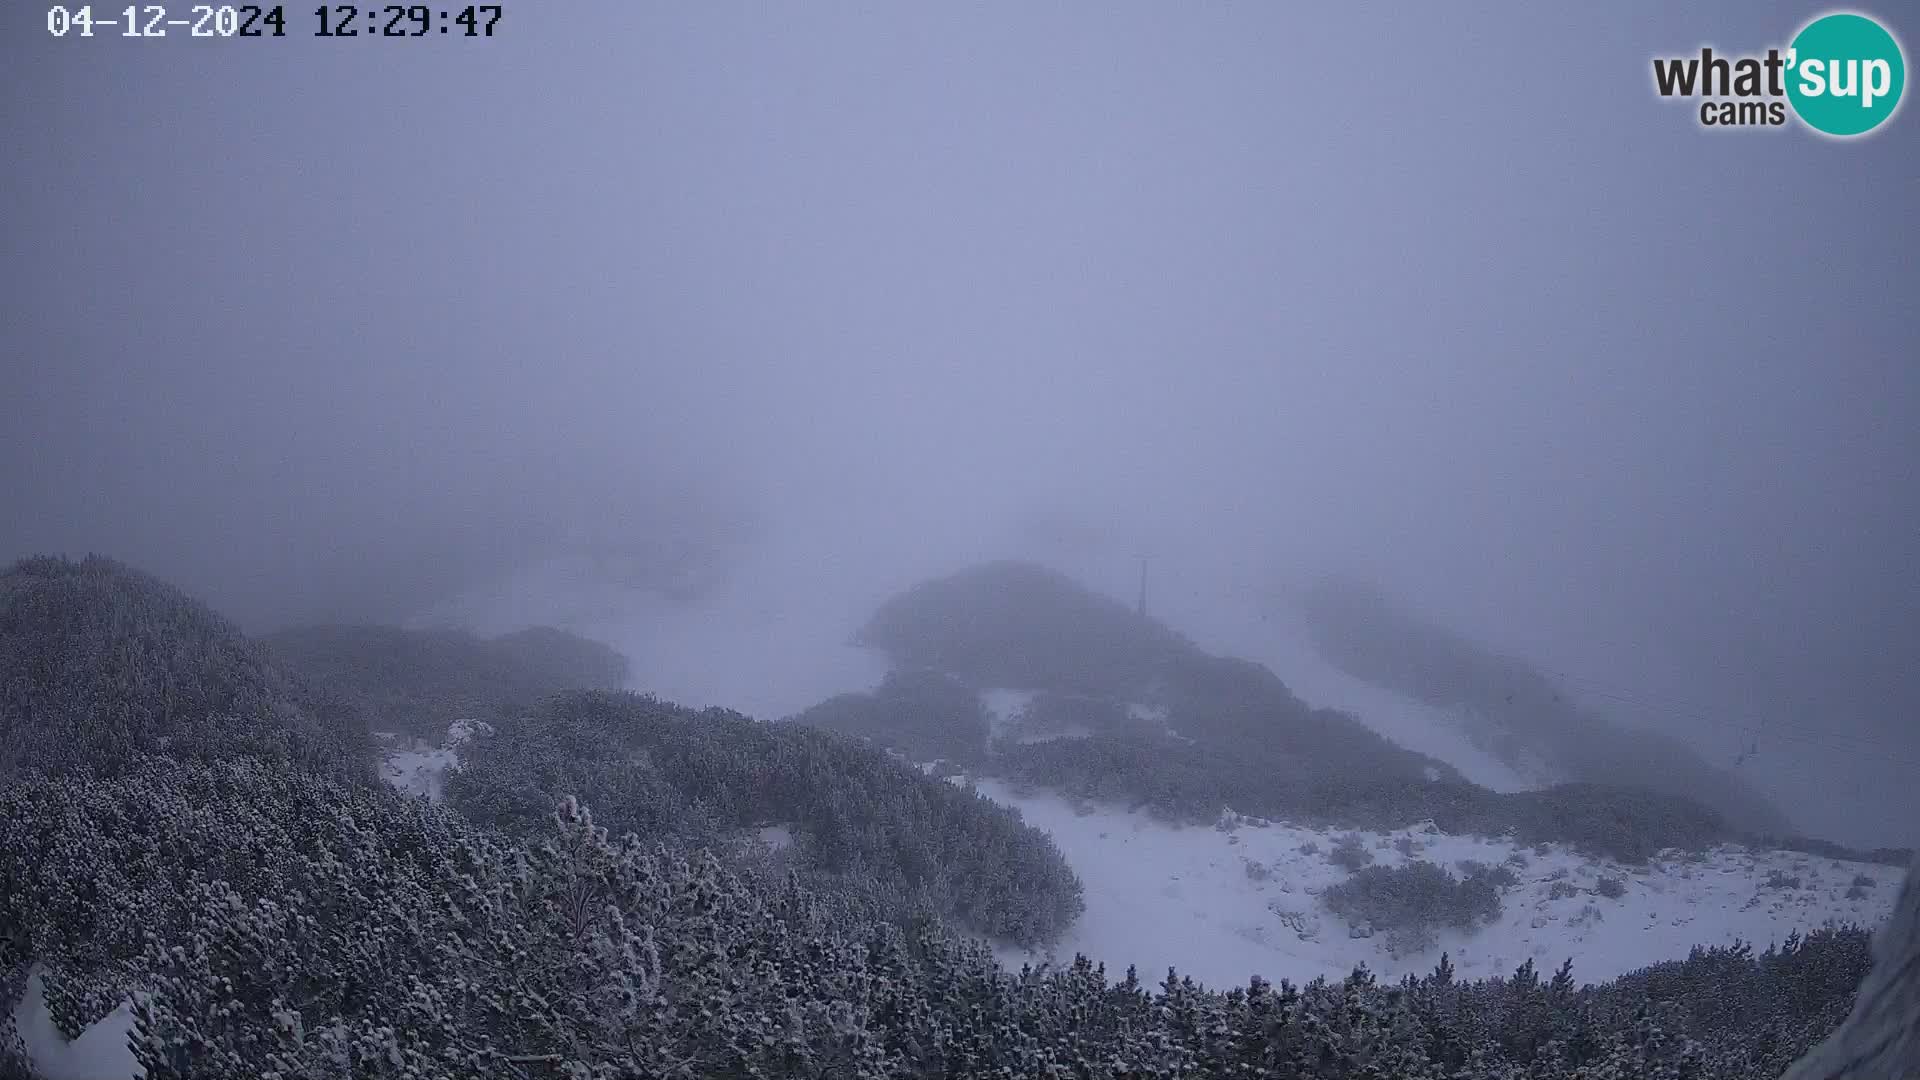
45, 5, 503, 37
315, 5, 500, 36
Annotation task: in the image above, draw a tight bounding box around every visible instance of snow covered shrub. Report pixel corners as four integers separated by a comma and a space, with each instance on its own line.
0, 752, 1887, 1080
1768, 833, 1915, 869
1851, 873, 1876, 889
451, 690, 1083, 946
999, 726, 1736, 864
1846, 884, 1870, 900
1395, 835, 1418, 857
1766, 871, 1804, 890
0, 756, 462, 1040
1549, 880, 1581, 900
1438, 782, 1731, 863
1328, 833, 1375, 871
0, 555, 371, 785
1321, 861, 1503, 952
1456, 860, 1520, 891
1008, 691, 1148, 744
132, 795, 952, 1080
853, 561, 1190, 698
1595, 875, 1627, 899
998, 733, 1240, 821
790, 666, 991, 764
0, 956, 31, 1080
3, 758, 987, 1080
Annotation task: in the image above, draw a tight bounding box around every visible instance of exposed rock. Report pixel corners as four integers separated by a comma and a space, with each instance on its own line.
1783, 859, 1920, 1080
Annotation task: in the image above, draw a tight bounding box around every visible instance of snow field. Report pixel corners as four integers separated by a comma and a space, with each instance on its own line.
978, 778, 1900, 989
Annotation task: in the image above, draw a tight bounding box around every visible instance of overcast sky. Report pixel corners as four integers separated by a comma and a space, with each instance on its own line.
4, 3, 1915, 845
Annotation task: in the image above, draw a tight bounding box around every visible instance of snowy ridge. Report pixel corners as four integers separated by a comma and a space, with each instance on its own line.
977, 778, 1899, 989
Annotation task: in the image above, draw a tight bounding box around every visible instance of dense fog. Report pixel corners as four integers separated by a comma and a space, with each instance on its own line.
4, 2, 1915, 849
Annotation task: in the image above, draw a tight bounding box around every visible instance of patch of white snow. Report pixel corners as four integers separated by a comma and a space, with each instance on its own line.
13, 966, 142, 1080
377, 719, 491, 801
974, 779, 1901, 989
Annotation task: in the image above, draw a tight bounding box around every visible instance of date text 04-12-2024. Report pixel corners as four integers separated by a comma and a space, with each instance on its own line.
46, 5, 504, 38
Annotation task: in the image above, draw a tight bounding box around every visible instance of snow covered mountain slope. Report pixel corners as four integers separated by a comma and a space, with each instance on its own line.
979, 778, 1900, 989
1242, 617, 1541, 791
374, 713, 1899, 997
393, 559, 1898, 1000
415, 544, 1534, 796
1156, 595, 1537, 792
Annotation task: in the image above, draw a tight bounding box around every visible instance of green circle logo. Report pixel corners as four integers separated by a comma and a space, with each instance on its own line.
1787, 13, 1905, 136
